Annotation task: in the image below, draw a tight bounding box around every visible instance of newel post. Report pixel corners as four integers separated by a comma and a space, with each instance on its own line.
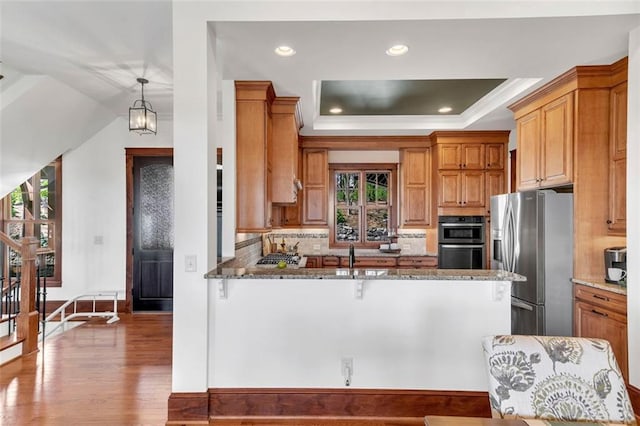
17, 236, 40, 355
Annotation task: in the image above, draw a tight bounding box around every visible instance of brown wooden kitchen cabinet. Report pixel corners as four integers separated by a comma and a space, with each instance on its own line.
321, 255, 340, 267
235, 81, 275, 232
339, 256, 397, 268
608, 81, 627, 235
431, 132, 509, 218
513, 92, 574, 191
397, 256, 437, 268
438, 170, 485, 208
485, 143, 505, 170
574, 284, 628, 381
302, 149, 329, 226
399, 148, 432, 227
485, 171, 505, 216
438, 143, 485, 170
270, 97, 302, 204
509, 57, 628, 281
304, 255, 322, 268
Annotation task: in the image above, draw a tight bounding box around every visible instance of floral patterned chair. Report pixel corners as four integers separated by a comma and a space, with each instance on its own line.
481, 335, 637, 425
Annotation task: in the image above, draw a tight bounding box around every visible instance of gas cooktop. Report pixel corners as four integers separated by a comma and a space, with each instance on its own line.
256, 253, 302, 267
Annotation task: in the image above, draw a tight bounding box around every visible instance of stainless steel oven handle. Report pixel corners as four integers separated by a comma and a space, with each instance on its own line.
439, 223, 484, 227
439, 244, 485, 249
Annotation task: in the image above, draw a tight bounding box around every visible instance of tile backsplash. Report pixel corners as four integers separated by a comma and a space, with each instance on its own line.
266, 228, 427, 255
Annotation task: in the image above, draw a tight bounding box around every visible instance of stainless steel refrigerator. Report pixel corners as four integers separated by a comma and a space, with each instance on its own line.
490, 190, 573, 336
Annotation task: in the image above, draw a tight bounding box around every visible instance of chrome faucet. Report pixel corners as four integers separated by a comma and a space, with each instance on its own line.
348, 244, 355, 268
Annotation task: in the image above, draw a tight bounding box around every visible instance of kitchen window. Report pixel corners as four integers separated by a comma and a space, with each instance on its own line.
329, 164, 397, 248
0, 157, 62, 286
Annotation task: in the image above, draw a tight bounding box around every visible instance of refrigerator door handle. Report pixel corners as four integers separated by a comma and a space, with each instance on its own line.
512, 299, 534, 311
501, 199, 511, 271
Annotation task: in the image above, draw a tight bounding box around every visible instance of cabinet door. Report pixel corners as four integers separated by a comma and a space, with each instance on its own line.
302, 149, 328, 225
516, 109, 541, 191
236, 97, 271, 232
608, 82, 627, 234
438, 144, 461, 169
341, 256, 397, 267
270, 98, 300, 204
485, 171, 505, 217
574, 301, 628, 380
400, 149, 431, 227
610, 82, 627, 160
461, 144, 485, 169
304, 256, 322, 268
461, 171, 484, 207
540, 93, 574, 187
438, 171, 461, 207
485, 144, 505, 170
608, 158, 626, 233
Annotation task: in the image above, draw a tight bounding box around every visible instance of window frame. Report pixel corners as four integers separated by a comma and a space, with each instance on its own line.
0, 157, 62, 286
328, 163, 397, 249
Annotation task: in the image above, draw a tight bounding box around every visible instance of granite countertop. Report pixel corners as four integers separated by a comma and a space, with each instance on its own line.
205, 265, 526, 281
572, 277, 627, 295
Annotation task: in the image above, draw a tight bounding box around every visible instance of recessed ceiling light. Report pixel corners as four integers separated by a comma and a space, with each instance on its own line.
329, 107, 343, 114
385, 44, 409, 56
274, 45, 296, 57
438, 106, 453, 113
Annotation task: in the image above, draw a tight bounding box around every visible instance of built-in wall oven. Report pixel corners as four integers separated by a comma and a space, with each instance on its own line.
437, 216, 485, 269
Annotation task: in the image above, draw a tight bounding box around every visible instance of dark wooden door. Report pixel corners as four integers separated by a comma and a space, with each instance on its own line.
133, 156, 174, 311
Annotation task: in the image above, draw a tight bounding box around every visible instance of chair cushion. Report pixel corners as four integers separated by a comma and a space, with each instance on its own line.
481, 335, 636, 424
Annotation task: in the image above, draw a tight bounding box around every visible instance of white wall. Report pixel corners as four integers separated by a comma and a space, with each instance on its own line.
210, 278, 510, 390
0, 75, 116, 197
328, 150, 400, 164
626, 26, 640, 387
171, 4, 214, 393
49, 117, 172, 301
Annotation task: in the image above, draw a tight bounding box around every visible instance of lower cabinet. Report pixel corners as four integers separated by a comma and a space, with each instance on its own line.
304, 256, 322, 268
305, 255, 438, 269
339, 256, 397, 268
574, 284, 628, 381
397, 256, 438, 268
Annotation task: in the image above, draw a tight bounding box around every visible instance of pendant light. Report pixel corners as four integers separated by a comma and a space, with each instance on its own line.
129, 77, 157, 134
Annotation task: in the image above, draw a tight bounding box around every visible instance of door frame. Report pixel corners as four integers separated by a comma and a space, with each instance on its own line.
125, 148, 174, 313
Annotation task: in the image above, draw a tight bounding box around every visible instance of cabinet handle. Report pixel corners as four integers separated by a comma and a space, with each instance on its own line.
593, 294, 610, 302
459, 163, 462, 169
606, 220, 612, 224
591, 309, 608, 317
487, 163, 491, 167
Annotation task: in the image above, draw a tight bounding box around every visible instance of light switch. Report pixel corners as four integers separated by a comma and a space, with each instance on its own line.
185, 255, 197, 272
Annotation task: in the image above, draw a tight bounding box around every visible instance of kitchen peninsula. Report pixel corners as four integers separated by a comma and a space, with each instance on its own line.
205, 265, 524, 391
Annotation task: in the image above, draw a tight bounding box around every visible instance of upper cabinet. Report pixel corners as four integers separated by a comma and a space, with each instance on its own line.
438, 143, 485, 170
431, 131, 509, 218
235, 81, 275, 233
608, 81, 627, 235
302, 149, 329, 226
514, 93, 574, 191
400, 148, 432, 227
271, 97, 303, 205
508, 57, 628, 281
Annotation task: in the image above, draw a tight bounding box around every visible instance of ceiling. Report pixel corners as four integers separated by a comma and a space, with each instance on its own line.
1, 2, 639, 137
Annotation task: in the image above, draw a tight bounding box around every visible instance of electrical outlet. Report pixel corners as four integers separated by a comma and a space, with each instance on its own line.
185, 255, 197, 272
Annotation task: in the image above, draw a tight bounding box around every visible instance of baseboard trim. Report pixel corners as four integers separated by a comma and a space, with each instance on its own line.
168, 392, 209, 422
208, 388, 490, 418
209, 415, 425, 425
628, 384, 640, 422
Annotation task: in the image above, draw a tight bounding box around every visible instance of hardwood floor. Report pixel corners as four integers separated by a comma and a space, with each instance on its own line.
1, 313, 172, 425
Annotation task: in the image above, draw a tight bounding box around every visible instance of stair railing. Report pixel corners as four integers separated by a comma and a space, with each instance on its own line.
0, 231, 39, 355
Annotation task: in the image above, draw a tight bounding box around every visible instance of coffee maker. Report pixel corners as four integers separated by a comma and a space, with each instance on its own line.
604, 246, 627, 284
